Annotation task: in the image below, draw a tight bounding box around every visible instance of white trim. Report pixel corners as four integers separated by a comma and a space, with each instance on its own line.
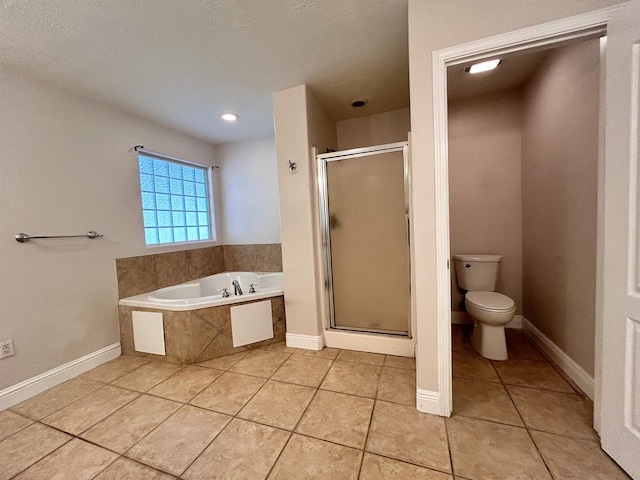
432, 5, 619, 419
0, 343, 121, 411
416, 388, 440, 415
323, 329, 415, 357
450, 311, 522, 329
286, 332, 324, 351
522, 317, 595, 399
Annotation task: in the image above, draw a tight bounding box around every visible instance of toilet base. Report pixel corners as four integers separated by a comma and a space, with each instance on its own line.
471, 322, 508, 361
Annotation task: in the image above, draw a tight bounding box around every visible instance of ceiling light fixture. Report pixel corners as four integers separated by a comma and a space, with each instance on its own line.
466, 59, 501, 74
222, 113, 238, 121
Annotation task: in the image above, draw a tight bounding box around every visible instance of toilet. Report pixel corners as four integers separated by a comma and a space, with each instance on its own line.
453, 254, 515, 361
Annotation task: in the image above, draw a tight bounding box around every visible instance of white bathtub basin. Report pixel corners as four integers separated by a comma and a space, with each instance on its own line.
119, 271, 284, 311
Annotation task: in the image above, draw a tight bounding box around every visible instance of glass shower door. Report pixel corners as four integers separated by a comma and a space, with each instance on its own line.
319, 143, 410, 335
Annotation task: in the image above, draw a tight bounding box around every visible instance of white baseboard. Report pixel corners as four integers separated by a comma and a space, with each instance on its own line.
0, 343, 122, 411
451, 311, 522, 329
416, 388, 440, 415
286, 333, 324, 351
521, 318, 594, 399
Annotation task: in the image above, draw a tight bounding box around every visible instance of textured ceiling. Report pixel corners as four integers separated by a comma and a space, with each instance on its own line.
447, 50, 550, 101
0, 0, 409, 144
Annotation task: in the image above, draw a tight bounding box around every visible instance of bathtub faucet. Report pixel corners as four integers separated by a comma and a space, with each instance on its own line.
232, 280, 243, 296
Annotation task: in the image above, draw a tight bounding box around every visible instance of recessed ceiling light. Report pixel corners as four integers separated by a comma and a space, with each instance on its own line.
350, 99, 368, 108
222, 113, 238, 121
466, 59, 501, 74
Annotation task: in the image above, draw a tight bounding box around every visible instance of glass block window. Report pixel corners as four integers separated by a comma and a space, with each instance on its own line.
138, 154, 212, 245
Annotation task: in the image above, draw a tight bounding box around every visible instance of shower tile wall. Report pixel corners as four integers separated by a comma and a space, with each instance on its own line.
115, 244, 282, 298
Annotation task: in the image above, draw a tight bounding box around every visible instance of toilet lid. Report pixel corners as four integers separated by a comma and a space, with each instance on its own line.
466, 291, 515, 311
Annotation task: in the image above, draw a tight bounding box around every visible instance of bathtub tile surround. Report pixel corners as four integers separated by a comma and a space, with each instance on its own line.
224, 243, 283, 272
115, 243, 281, 298
5, 338, 628, 479
119, 296, 286, 364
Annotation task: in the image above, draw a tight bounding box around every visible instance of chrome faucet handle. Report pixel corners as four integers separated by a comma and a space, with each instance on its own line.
249, 283, 256, 293
217, 288, 230, 298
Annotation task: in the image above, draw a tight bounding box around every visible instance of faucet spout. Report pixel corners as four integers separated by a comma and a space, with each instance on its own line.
232, 280, 243, 295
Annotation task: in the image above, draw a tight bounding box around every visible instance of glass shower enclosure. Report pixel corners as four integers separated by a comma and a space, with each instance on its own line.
317, 142, 410, 336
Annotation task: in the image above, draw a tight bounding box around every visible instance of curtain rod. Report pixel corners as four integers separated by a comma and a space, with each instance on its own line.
133, 145, 219, 169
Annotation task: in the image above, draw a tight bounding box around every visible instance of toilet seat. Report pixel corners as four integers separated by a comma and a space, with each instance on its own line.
465, 291, 515, 312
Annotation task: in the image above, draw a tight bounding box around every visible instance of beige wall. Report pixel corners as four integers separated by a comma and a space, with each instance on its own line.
273, 85, 337, 339
522, 39, 601, 376
336, 108, 411, 150
408, 0, 621, 392
216, 137, 281, 245
448, 90, 523, 314
0, 68, 220, 391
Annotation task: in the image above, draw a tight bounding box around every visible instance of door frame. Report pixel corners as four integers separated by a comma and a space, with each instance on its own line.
432, 6, 621, 418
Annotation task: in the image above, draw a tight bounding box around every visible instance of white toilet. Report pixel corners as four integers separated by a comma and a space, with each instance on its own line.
453, 254, 515, 361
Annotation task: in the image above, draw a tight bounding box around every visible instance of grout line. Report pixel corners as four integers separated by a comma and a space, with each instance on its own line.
262, 350, 338, 479
443, 413, 455, 477
4, 429, 74, 478
357, 397, 377, 478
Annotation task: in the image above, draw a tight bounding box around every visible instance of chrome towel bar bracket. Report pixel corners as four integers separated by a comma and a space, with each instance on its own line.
15, 231, 104, 243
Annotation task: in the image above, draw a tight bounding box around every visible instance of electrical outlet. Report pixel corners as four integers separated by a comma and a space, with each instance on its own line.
0, 340, 14, 359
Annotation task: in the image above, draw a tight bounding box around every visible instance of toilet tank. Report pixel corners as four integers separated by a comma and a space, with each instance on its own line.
453, 254, 503, 291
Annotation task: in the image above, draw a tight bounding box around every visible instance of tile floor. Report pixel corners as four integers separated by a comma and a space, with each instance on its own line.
0, 327, 631, 479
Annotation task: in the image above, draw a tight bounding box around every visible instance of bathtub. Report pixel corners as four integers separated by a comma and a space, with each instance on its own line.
119, 271, 284, 311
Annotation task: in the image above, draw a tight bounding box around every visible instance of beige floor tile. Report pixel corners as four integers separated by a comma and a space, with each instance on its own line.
0, 423, 71, 480
11, 377, 104, 420
447, 416, 552, 480
14, 438, 117, 480
238, 380, 315, 430
260, 341, 299, 354
384, 355, 416, 370
126, 405, 231, 476
183, 418, 290, 480
229, 349, 290, 378
81, 355, 150, 383
148, 365, 222, 402
0, 410, 33, 442
377, 366, 416, 406
268, 434, 362, 480
190, 372, 266, 415
296, 390, 374, 449
112, 361, 183, 392
271, 354, 333, 387
197, 351, 249, 370
366, 401, 451, 472
508, 386, 598, 440
505, 330, 546, 361
320, 361, 381, 398
531, 430, 631, 480
42, 384, 139, 435
336, 349, 385, 366
294, 347, 340, 359
93, 457, 175, 480
452, 325, 477, 355
360, 453, 453, 480
494, 358, 575, 393
452, 351, 500, 382
81, 394, 181, 453
452, 377, 523, 426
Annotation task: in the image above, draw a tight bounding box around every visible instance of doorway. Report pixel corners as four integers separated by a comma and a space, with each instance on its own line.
431, 6, 613, 419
